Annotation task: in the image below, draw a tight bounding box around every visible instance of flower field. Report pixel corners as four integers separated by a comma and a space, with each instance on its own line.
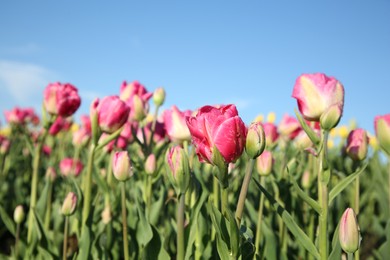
0, 74, 389, 259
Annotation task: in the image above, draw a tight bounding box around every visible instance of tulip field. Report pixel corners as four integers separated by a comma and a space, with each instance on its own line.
1, 74, 390, 260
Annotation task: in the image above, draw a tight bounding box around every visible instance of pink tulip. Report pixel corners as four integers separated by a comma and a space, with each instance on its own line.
256, 150, 274, 176
0, 138, 10, 154
137, 120, 166, 145
119, 80, 153, 121
292, 73, 344, 121
72, 127, 91, 147
60, 158, 83, 177
112, 151, 133, 181
98, 133, 116, 153
96, 96, 130, 133
339, 208, 360, 254
278, 114, 301, 140
186, 104, 247, 164
163, 105, 192, 143
4, 107, 39, 125
43, 82, 81, 117
48, 116, 72, 136
61, 192, 77, 216
261, 122, 279, 146
345, 128, 369, 161
374, 114, 390, 156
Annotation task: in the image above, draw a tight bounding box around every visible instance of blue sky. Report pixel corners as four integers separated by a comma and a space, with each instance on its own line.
1, 1, 389, 135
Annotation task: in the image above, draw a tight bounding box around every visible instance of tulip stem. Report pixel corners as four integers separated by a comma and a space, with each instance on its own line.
121, 182, 129, 260
254, 176, 265, 257
44, 181, 54, 230
177, 193, 186, 260
213, 176, 219, 211
146, 175, 152, 218
318, 130, 330, 260
81, 143, 96, 231
235, 159, 255, 225
388, 159, 390, 215
354, 176, 360, 215
15, 223, 20, 258
221, 186, 229, 217
63, 216, 69, 260
27, 128, 48, 243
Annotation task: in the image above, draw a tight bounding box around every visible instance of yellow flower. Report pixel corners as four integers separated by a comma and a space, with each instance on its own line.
327, 139, 334, 149
70, 123, 79, 132
254, 114, 264, 123
267, 112, 276, 123
368, 133, 379, 151
338, 125, 349, 139
0, 127, 11, 136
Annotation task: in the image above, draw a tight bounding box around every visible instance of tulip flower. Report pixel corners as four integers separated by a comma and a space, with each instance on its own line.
112, 151, 133, 181
60, 158, 83, 177
374, 114, 390, 156
256, 150, 274, 176
43, 82, 81, 117
48, 116, 72, 136
339, 208, 360, 254
261, 122, 279, 147
245, 122, 266, 159
278, 114, 301, 140
61, 192, 77, 216
345, 128, 369, 161
292, 73, 344, 122
186, 104, 247, 165
145, 154, 157, 175
4, 107, 39, 125
163, 105, 192, 143
120, 80, 153, 121
166, 145, 190, 194
96, 96, 130, 134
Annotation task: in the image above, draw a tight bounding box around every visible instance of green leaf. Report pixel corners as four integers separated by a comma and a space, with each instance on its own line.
142, 225, 170, 260
95, 127, 123, 151
329, 162, 368, 205
36, 180, 51, 217
78, 221, 92, 260
216, 235, 231, 260
207, 199, 230, 247
226, 207, 239, 259
136, 198, 153, 247
289, 174, 321, 214
252, 177, 320, 259
329, 221, 342, 260
149, 186, 166, 226
294, 109, 320, 146
377, 220, 390, 258
0, 204, 16, 236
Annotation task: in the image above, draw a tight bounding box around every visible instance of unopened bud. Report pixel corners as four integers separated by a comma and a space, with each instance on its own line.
320, 105, 342, 130
153, 87, 166, 107
61, 192, 77, 216
145, 154, 157, 175
245, 122, 266, 159
13, 205, 25, 224
339, 208, 360, 254
112, 151, 133, 181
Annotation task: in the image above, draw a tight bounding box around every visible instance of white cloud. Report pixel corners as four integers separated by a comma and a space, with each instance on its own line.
0, 60, 57, 103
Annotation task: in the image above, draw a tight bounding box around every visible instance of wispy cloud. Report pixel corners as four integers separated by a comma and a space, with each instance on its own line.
0, 60, 57, 104
1, 43, 41, 56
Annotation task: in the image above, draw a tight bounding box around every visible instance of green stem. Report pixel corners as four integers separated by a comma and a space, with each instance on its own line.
213, 176, 220, 211
81, 144, 96, 231
177, 193, 186, 260
15, 223, 20, 258
388, 159, 390, 215
221, 186, 229, 217
121, 182, 129, 260
44, 181, 53, 230
63, 216, 69, 260
235, 159, 255, 225
254, 176, 265, 257
318, 130, 330, 260
354, 249, 360, 260
354, 176, 360, 215
27, 128, 48, 243
146, 175, 152, 219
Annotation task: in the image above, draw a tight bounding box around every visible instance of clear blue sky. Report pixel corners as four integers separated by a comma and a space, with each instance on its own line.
1, 1, 389, 135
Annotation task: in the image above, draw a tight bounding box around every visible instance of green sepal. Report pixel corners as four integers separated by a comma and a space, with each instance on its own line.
294, 109, 320, 147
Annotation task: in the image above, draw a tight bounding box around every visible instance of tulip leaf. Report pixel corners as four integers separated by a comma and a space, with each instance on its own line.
136, 198, 153, 247
252, 177, 320, 259
289, 173, 321, 214
142, 225, 170, 260
329, 162, 368, 206
329, 220, 342, 260
226, 207, 239, 259
294, 109, 320, 146
0, 204, 16, 236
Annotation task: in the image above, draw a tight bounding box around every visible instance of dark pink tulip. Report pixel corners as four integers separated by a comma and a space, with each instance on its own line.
48, 116, 72, 136
96, 96, 130, 133
80, 115, 92, 134
278, 114, 301, 140
345, 128, 369, 161
186, 104, 247, 164
163, 105, 192, 143
4, 107, 39, 125
43, 82, 81, 117
60, 158, 83, 177
292, 73, 344, 121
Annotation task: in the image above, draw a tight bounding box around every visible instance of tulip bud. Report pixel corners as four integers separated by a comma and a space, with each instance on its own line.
153, 87, 166, 107
256, 150, 274, 176
301, 170, 311, 189
131, 95, 147, 122
339, 208, 360, 254
145, 154, 156, 175
61, 192, 77, 216
345, 129, 369, 161
101, 205, 112, 224
320, 105, 342, 130
374, 114, 390, 156
0, 138, 10, 154
112, 151, 133, 181
245, 122, 266, 159
43, 82, 81, 117
166, 146, 190, 194
13, 205, 25, 224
